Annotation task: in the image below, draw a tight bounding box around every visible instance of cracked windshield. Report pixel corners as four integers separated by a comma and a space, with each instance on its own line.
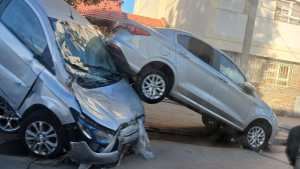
51, 18, 120, 88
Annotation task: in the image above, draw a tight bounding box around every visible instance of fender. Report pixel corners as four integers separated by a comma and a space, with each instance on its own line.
18, 71, 81, 125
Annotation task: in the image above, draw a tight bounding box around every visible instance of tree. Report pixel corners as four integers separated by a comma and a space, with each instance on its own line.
64, 0, 104, 7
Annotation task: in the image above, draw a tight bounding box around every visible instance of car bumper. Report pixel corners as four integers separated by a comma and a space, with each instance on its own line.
69, 141, 120, 165
69, 120, 140, 165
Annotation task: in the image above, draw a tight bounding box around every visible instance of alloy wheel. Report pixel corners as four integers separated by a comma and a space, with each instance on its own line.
142, 74, 166, 100
0, 101, 20, 132
247, 126, 266, 149
25, 121, 58, 156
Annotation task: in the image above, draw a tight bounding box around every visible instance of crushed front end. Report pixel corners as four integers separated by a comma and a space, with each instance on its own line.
66, 112, 152, 167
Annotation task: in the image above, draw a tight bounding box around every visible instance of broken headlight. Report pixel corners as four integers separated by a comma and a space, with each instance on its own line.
77, 114, 114, 146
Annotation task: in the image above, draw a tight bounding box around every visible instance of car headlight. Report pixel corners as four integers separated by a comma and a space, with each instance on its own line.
77, 114, 114, 146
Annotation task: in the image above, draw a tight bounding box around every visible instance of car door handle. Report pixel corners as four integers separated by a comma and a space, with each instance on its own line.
217, 76, 228, 83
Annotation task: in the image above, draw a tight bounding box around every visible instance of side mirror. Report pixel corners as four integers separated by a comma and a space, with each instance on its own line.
241, 82, 256, 96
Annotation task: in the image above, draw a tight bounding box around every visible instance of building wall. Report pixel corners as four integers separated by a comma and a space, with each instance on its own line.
134, 0, 300, 115
134, 0, 300, 63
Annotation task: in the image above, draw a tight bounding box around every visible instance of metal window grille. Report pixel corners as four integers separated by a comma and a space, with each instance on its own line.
275, 0, 300, 25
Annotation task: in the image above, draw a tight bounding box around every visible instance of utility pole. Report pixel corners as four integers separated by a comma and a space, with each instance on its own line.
240, 0, 259, 77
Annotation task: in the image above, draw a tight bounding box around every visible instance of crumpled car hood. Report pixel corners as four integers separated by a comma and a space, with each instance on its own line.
73, 79, 144, 131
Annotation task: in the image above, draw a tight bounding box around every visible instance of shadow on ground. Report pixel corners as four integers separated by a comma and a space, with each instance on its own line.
147, 126, 240, 149
0, 133, 28, 156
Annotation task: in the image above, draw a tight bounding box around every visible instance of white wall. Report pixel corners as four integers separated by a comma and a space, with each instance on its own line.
134, 0, 300, 63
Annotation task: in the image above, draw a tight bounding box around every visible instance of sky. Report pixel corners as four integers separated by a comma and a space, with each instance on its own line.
122, 0, 135, 13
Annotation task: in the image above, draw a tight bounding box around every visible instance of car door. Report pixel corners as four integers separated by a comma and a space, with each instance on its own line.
175, 34, 225, 118
0, 0, 48, 110
211, 50, 255, 128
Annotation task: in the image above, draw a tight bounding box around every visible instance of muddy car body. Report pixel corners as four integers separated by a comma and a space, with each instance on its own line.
0, 0, 144, 165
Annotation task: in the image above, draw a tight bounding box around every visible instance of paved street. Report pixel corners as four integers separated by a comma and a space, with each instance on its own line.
0, 101, 296, 169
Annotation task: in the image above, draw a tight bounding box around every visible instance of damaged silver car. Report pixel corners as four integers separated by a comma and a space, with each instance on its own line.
0, 0, 150, 166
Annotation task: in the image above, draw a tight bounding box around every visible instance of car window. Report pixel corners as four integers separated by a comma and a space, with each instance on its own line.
1, 0, 47, 57
177, 34, 213, 64
0, 0, 55, 73
214, 50, 246, 84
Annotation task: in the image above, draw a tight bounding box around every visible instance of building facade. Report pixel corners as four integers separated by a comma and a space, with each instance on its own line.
134, 0, 300, 115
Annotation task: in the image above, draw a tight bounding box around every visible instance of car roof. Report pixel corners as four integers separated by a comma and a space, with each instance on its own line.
36, 0, 90, 25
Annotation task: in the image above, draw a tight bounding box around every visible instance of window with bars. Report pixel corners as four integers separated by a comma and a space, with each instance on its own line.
275, 0, 300, 25
247, 57, 293, 87
263, 62, 293, 87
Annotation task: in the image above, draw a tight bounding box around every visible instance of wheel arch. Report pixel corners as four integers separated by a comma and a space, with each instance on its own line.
21, 104, 62, 124
139, 60, 176, 88
247, 118, 273, 136
19, 95, 76, 126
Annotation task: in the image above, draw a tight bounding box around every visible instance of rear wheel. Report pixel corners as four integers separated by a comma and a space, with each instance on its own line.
202, 115, 220, 132
136, 69, 172, 104
20, 112, 66, 158
242, 121, 271, 151
0, 98, 20, 133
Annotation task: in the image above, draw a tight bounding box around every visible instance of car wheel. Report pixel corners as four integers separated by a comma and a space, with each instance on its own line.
20, 113, 66, 158
136, 69, 171, 104
202, 115, 220, 132
242, 121, 271, 151
0, 99, 20, 133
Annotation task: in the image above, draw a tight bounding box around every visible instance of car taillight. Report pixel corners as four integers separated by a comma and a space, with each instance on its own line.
116, 24, 150, 36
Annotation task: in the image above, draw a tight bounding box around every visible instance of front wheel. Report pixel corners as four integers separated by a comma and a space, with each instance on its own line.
136, 69, 171, 104
20, 113, 66, 158
242, 122, 271, 151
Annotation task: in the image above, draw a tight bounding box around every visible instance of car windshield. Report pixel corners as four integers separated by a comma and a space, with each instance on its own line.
50, 18, 121, 88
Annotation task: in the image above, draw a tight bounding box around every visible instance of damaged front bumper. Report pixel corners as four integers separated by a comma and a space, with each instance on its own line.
68, 118, 141, 166
69, 141, 120, 165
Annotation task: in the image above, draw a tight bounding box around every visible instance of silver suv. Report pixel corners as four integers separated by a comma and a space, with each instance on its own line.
108, 21, 278, 151
0, 0, 144, 165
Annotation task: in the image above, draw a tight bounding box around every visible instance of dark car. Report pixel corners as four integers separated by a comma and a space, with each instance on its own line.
287, 126, 300, 168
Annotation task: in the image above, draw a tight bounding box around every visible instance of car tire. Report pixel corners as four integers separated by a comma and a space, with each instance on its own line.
20, 112, 66, 158
0, 98, 20, 133
136, 68, 172, 104
242, 121, 271, 152
202, 115, 220, 132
